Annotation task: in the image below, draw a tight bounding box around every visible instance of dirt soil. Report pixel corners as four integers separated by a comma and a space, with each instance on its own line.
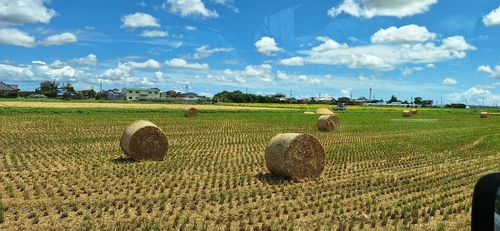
0, 101, 286, 110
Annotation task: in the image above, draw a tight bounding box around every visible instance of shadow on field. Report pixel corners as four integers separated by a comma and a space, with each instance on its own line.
255, 173, 289, 185
112, 157, 136, 164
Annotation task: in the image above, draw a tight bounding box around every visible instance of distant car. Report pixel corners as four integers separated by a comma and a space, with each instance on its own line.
333, 103, 347, 110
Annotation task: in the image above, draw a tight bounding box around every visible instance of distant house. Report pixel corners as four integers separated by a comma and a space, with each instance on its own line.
122, 87, 160, 101
0, 82, 20, 96
337, 97, 350, 103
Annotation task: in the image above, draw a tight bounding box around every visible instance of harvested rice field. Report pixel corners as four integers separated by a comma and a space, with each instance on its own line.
1, 103, 499, 230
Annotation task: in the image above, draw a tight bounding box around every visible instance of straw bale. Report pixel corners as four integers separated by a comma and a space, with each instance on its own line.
317, 114, 341, 131
480, 112, 489, 118
184, 107, 198, 117
315, 108, 334, 115
265, 133, 325, 180
402, 110, 412, 117
120, 120, 169, 161
411, 109, 418, 114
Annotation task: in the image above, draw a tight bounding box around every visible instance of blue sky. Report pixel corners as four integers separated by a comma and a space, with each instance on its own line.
2, 0, 500, 105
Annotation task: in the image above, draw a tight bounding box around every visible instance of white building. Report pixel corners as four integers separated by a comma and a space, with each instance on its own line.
122, 87, 160, 101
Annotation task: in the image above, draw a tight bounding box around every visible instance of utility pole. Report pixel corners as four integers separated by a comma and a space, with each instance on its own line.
290, 90, 292, 104
185, 84, 188, 93
99, 80, 102, 93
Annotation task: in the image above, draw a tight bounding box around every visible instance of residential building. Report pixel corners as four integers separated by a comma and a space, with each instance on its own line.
0, 81, 20, 95
122, 87, 160, 101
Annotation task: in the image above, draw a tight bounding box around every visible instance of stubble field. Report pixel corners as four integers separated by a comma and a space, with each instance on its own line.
0, 102, 499, 230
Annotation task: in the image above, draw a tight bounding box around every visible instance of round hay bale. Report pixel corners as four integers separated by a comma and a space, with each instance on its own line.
317, 114, 341, 131
120, 120, 169, 161
184, 107, 198, 117
315, 108, 334, 115
480, 112, 488, 118
265, 133, 325, 180
411, 109, 418, 114
402, 110, 412, 117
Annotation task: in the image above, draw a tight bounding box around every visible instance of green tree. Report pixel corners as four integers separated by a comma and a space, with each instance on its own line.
35, 80, 59, 98
413, 97, 423, 105
62, 82, 76, 94
387, 95, 398, 103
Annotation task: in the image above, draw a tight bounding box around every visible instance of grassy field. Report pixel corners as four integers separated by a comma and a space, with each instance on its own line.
0, 103, 499, 230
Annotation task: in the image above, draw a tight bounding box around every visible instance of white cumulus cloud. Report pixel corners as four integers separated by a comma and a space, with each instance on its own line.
141, 30, 168, 37
0, 0, 57, 25
442, 77, 457, 85
40, 32, 77, 46
255, 37, 284, 56
483, 6, 500, 26
0, 28, 36, 47
121, 13, 160, 29
128, 59, 161, 69
165, 58, 209, 70
69, 54, 98, 65
371, 24, 436, 44
477, 65, 500, 78
163, 0, 219, 18
328, 0, 438, 19
278, 56, 304, 66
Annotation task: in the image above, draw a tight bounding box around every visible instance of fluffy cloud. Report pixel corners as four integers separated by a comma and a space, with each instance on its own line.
312, 37, 348, 52
483, 6, 500, 26
371, 25, 436, 44
0, 64, 35, 80
340, 88, 352, 97
401, 66, 423, 75
477, 65, 493, 73
121, 13, 160, 29
69, 54, 98, 65
278, 56, 304, 66
163, 0, 219, 18
0, 28, 36, 47
275, 71, 289, 80
165, 58, 209, 70
0, 0, 57, 25
128, 59, 161, 69
446, 85, 496, 104
477, 65, 500, 78
442, 77, 457, 85
40, 32, 77, 46
193, 45, 233, 59
255, 37, 284, 56
141, 30, 168, 37
294, 29, 476, 71
328, 0, 438, 18
211, 0, 239, 13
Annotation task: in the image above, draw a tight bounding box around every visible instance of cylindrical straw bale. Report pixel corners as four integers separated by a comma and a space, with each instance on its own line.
402, 110, 412, 117
265, 133, 325, 180
120, 120, 169, 161
411, 109, 418, 114
480, 112, 488, 118
184, 107, 198, 117
317, 114, 341, 131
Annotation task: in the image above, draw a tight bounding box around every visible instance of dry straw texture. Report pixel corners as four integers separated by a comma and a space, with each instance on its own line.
317, 114, 341, 131
315, 108, 334, 115
184, 107, 198, 117
304, 112, 316, 114
120, 120, 169, 161
402, 110, 412, 117
411, 109, 418, 114
480, 112, 489, 118
265, 133, 326, 180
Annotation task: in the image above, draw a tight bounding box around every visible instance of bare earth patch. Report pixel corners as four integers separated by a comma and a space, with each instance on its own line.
0, 101, 286, 110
